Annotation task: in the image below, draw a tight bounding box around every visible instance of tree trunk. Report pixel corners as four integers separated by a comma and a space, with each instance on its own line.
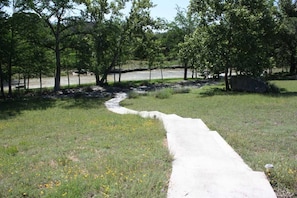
53, 25, 62, 91
290, 52, 296, 74
95, 73, 100, 85
39, 69, 42, 93
8, 12, 15, 97
100, 51, 119, 85
118, 64, 122, 83
184, 61, 188, 80
78, 73, 81, 86
225, 67, 230, 91
0, 61, 5, 98
8, 56, 12, 96
28, 77, 30, 89
23, 76, 26, 89
54, 45, 61, 91
67, 67, 70, 88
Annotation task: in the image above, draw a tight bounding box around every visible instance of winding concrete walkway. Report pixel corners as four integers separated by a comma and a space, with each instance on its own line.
105, 93, 277, 198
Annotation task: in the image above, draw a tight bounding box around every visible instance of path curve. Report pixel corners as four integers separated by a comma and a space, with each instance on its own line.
105, 93, 277, 198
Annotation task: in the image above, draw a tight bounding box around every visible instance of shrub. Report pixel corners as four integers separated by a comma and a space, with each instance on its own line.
267, 82, 281, 94
155, 88, 174, 99
173, 88, 191, 94
128, 91, 140, 99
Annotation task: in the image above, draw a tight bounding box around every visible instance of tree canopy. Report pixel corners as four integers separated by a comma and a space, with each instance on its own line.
187, 0, 278, 90
0, 0, 296, 97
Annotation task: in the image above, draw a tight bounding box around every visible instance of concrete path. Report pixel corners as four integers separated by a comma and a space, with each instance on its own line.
105, 93, 277, 198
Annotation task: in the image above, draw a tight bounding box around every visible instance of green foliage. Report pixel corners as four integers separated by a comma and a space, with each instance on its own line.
276, 0, 297, 74
187, 0, 278, 89
154, 88, 174, 99
16, 0, 87, 91
83, 0, 158, 85
163, 6, 198, 62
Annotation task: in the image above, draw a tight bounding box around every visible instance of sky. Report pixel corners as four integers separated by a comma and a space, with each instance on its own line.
150, 0, 190, 21
3, 0, 190, 22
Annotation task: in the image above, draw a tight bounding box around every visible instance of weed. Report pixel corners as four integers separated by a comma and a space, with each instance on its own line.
2, 145, 18, 156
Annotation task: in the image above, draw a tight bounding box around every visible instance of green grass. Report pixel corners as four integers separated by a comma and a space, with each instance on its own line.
0, 98, 171, 197
122, 80, 297, 196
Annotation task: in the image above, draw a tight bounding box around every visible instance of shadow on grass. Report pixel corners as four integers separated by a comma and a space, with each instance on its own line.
61, 97, 106, 109
198, 87, 297, 98
0, 97, 107, 120
0, 98, 56, 120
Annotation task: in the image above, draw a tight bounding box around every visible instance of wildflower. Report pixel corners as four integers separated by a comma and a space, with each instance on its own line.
55, 180, 61, 187
288, 168, 295, 174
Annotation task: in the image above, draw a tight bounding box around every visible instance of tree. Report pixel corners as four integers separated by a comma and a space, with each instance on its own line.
144, 30, 165, 80
179, 29, 209, 80
17, 0, 85, 91
0, 0, 10, 98
12, 12, 53, 91
164, 6, 199, 80
276, 0, 297, 74
71, 34, 93, 85
82, 0, 125, 85
83, 0, 156, 85
189, 0, 277, 90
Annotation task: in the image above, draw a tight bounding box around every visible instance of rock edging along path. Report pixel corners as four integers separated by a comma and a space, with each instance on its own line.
105, 93, 277, 198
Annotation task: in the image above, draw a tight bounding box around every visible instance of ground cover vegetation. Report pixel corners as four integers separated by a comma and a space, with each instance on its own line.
0, 97, 171, 197
1, 0, 297, 97
123, 80, 297, 197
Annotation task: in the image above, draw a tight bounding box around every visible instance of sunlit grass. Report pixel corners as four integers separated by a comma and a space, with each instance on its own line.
0, 98, 171, 197
122, 80, 297, 196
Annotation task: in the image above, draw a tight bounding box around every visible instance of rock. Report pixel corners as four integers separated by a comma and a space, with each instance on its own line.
230, 76, 269, 93
86, 86, 105, 92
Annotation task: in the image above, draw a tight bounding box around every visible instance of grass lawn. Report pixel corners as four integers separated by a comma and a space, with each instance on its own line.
0, 98, 171, 197
123, 80, 297, 196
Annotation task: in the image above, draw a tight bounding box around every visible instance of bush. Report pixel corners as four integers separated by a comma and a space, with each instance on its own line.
128, 91, 140, 99
173, 88, 191, 94
155, 88, 174, 99
267, 83, 281, 94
